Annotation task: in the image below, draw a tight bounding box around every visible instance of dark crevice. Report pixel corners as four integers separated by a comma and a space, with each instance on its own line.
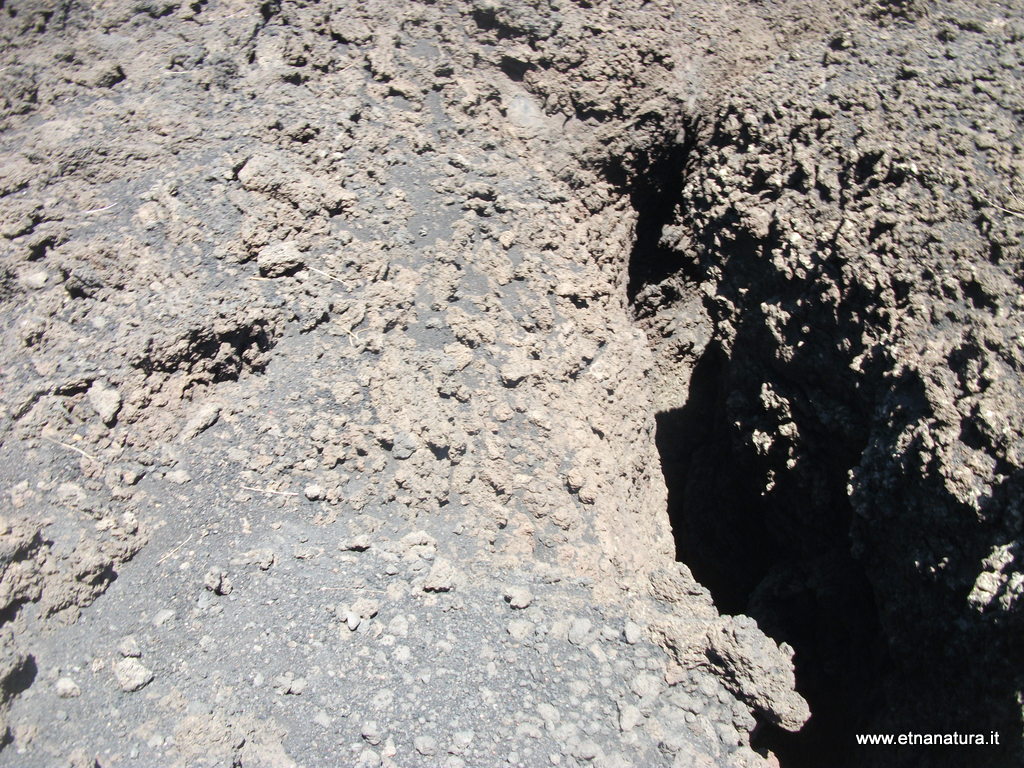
655, 345, 768, 608
624, 139, 699, 303
471, 8, 519, 40
132, 321, 276, 383
80, 562, 117, 589
1, 653, 37, 700
427, 442, 451, 461
26, 234, 57, 261
624, 137, 890, 768
259, 0, 280, 23
499, 55, 532, 81
0, 599, 26, 627
655, 326, 888, 768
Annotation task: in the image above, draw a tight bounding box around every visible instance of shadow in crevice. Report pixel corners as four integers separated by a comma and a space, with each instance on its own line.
623, 142, 700, 305
616, 124, 896, 768
656, 343, 771, 614
654, 341, 888, 768
1, 653, 37, 700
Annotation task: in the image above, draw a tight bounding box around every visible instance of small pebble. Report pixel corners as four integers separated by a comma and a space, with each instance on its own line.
450, 730, 474, 754
568, 618, 593, 645
618, 703, 641, 732
23, 270, 49, 289
203, 568, 232, 595
55, 677, 81, 699
164, 469, 191, 485
423, 558, 458, 592
118, 636, 142, 658
361, 721, 382, 745
414, 735, 437, 756
113, 658, 153, 692
624, 621, 642, 645
507, 620, 534, 643
504, 586, 533, 609
340, 534, 372, 551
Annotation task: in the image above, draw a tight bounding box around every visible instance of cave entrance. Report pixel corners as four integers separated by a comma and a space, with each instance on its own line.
623, 137, 889, 768
653, 342, 888, 768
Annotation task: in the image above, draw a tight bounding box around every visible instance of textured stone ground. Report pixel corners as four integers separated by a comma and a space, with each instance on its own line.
0, 1, 1022, 767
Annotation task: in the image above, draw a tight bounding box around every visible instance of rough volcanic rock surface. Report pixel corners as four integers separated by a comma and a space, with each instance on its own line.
0, 1, 1021, 767
635, 1, 1024, 764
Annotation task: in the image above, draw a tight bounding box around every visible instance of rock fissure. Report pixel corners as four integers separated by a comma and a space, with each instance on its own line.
621, 134, 881, 764
625, 51, 1024, 760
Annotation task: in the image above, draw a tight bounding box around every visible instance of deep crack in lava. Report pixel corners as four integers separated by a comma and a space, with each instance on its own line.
626, 136, 890, 768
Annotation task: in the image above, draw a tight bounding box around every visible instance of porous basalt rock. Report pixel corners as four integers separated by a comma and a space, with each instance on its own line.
630, 2, 1024, 763
0, 1, 1020, 767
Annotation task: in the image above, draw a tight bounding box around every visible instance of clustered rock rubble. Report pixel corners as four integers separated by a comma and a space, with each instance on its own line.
0, 1, 1021, 767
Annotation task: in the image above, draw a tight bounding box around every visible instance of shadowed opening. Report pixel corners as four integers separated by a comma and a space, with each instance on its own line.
623, 137, 890, 768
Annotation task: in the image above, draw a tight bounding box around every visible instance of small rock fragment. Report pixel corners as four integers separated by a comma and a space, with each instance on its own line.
537, 702, 560, 728
413, 736, 437, 756
87, 62, 125, 88
423, 558, 458, 592
314, 710, 332, 728
706, 616, 811, 731
449, 730, 474, 754
504, 586, 533, 609
203, 568, 233, 595
340, 534, 372, 552
65, 749, 100, 768
387, 614, 409, 636
361, 721, 382, 745
507, 619, 534, 643
351, 598, 380, 619
55, 677, 81, 699
257, 241, 305, 278
179, 402, 221, 440
293, 544, 321, 560
499, 359, 532, 387
618, 702, 641, 732
88, 381, 121, 426
118, 636, 141, 658
239, 548, 275, 570
304, 483, 325, 501
630, 672, 663, 700
22, 270, 49, 289
573, 739, 599, 761
399, 531, 436, 558
391, 431, 418, 460
114, 657, 153, 692
568, 617, 593, 645
624, 620, 642, 645
164, 469, 191, 485
356, 748, 380, 767
274, 672, 307, 695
